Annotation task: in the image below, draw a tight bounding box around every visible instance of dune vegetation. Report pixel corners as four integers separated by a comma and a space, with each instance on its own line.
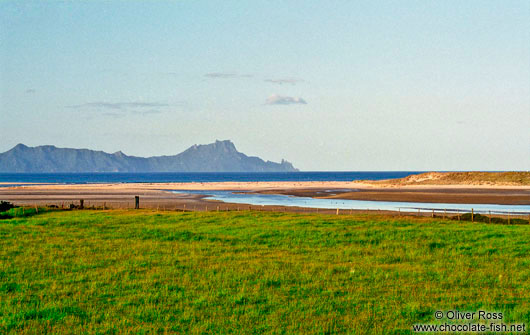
1, 210, 529, 334
369, 171, 530, 186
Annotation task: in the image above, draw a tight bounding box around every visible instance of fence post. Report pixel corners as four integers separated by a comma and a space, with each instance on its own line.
489, 211, 491, 224
432, 210, 434, 218
135, 196, 139, 209
336, 208, 339, 215
35, 204, 38, 213
417, 209, 420, 217
443, 209, 446, 219
80, 199, 84, 209
471, 208, 474, 222
508, 213, 510, 224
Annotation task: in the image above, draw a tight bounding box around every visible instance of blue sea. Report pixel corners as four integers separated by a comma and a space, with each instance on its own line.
0, 171, 423, 185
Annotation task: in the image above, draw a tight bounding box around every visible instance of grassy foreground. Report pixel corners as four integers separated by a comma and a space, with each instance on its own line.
1, 210, 529, 334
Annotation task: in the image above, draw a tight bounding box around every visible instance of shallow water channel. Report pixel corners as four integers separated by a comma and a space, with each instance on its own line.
173, 190, 530, 214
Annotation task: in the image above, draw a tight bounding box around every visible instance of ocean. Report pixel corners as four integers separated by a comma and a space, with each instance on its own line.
0, 171, 424, 185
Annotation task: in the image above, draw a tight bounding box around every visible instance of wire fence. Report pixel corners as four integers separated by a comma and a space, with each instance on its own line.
3, 198, 530, 224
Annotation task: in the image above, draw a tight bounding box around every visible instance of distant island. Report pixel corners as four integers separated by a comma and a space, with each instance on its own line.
0, 140, 298, 173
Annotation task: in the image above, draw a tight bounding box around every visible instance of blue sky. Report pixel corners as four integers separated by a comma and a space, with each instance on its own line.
1, 1, 529, 170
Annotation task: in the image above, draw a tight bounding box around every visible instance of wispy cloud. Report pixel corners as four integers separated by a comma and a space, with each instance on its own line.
131, 109, 163, 115
66, 102, 169, 110
264, 78, 304, 85
101, 112, 126, 118
65, 101, 177, 118
265, 94, 307, 105
204, 72, 253, 79
25, 89, 36, 94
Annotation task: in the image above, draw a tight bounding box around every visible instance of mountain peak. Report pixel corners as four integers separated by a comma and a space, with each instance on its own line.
213, 139, 236, 151
13, 143, 28, 150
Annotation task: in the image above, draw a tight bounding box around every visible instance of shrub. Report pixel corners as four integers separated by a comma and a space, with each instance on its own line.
0, 201, 16, 212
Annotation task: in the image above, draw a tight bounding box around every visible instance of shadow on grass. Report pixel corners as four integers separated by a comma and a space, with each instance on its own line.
0, 206, 55, 220
457, 213, 529, 225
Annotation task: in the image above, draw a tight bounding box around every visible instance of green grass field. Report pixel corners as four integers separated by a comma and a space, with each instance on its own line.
1, 210, 529, 334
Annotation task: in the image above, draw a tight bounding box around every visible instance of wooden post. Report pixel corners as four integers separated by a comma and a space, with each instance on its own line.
432, 209, 434, 218
80, 199, 84, 209
508, 213, 510, 224
217, 206, 219, 212
443, 209, 446, 219
471, 208, 474, 222
135, 196, 139, 209
417, 209, 420, 217
205, 205, 208, 212
336, 208, 339, 215
489, 211, 491, 224
398, 208, 401, 217
458, 212, 460, 221
103, 202, 106, 210
35, 204, 38, 213
183, 204, 186, 211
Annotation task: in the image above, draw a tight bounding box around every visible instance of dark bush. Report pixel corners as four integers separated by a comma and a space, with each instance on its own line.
0, 201, 16, 212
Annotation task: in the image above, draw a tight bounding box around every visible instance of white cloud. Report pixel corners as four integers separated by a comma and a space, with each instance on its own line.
265, 94, 307, 105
